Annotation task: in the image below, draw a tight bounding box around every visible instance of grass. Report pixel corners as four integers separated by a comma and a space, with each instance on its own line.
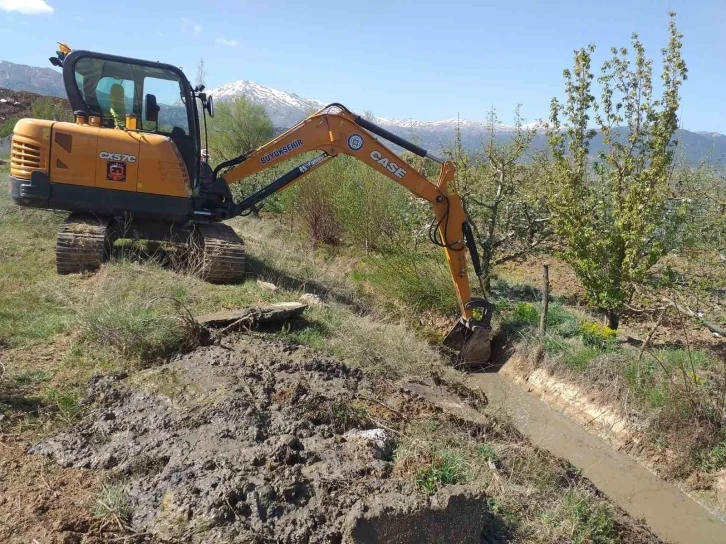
45, 388, 83, 423
393, 419, 622, 541
325, 401, 372, 433
94, 481, 132, 528
414, 448, 468, 494
351, 250, 459, 316
542, 489, 617, 544
562, 345, 601, 371
80, 289, 205, 367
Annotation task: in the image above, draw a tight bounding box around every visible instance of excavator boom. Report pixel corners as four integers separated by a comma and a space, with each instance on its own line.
215, 104, 492, 364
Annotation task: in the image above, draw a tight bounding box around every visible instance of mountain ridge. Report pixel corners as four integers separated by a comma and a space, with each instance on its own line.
1, 60, 725, 163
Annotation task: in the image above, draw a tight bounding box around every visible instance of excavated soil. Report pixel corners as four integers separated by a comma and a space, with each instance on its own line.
29, 336, 497, 543
0, 88, 71, 124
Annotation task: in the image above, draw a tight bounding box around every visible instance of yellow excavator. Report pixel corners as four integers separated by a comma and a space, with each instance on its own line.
8, 45, 492, 363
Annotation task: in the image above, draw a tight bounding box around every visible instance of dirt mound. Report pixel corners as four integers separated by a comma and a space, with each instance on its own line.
0, 87, 71, 125
30, 336, 496, 543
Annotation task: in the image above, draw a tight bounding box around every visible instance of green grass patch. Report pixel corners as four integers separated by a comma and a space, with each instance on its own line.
546, 303, 581, 337
0, 182, 74, 347
13, 370, 51, 386
658, 347, 717, 371
542, 334, 570, 355
699, 440, 726, 472
94, 481, 132, 526
45, 388, 83, 423
81, 296, 201, 367
414, 448, 468, 494
562, 345, 600, 372
512, 302, 539, 325
475, 443, 498, 462
560, 490, 617, 544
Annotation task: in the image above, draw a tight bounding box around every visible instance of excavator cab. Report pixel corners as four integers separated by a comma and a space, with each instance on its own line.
64, 50, 201, 187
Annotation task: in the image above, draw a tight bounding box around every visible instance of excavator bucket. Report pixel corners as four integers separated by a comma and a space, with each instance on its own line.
443, 299, 493, 366
443, 319, 492, 366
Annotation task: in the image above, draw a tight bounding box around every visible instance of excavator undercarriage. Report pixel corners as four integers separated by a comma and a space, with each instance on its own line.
55, 214, 246, 284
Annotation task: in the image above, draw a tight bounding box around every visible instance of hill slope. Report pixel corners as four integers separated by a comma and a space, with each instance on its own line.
0, 60, 65, 98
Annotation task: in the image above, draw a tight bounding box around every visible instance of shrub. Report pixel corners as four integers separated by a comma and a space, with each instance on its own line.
295, 176, 342, 245
512, 302, 539, 325
356, 251, 458, 315
332, 159, 412, 252
82, 297, 205, 366
0, 116, 19, 139
580, 321, 616, 350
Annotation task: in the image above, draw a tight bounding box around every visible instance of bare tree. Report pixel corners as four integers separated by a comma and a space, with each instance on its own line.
453, 107, 553, 292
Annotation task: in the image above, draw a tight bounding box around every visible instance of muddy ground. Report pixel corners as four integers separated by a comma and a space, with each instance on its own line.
23, 335, 497, 543
3, 331, 662, 543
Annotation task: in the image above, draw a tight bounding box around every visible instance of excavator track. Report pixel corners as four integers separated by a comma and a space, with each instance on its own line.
56, 213, 112, 274
195, 222, 246, 284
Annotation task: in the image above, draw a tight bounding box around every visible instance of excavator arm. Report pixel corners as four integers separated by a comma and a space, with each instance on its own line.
214, 104, 492, 363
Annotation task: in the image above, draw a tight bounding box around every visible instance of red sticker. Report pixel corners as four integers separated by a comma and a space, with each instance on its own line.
107, 161, 126, 182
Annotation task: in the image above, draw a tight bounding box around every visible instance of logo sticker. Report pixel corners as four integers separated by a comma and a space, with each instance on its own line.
99, 151, 137, 163
347, 133, 364, 151
370, 150, 407, 179
106, 161, 126, 182
261, 139, 303, 164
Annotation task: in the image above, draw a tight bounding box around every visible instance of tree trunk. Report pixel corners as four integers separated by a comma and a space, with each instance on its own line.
606, 310, 620, 330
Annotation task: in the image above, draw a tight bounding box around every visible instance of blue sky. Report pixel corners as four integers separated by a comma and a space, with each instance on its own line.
0, 0, 724, 131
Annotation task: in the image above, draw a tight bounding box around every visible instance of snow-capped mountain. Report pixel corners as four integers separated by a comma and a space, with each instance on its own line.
206, 80, 546, 152
0, 59, 724, 163
205, 78, 726, 162
207, 80, 325, 128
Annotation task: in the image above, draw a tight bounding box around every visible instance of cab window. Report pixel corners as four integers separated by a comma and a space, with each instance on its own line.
73, 57, 189, 135
142, 76, 188, 135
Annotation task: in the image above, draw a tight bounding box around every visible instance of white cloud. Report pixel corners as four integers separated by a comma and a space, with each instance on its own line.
0, 0, 53, 14
181, 18, 202, 35
216, 38, 239, 47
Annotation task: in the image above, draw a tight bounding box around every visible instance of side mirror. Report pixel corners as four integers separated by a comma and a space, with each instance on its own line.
206, 95, 214, 118
145, 93, 160, 122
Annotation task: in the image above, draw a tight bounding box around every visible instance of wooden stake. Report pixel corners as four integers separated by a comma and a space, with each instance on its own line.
539, 264, 550, 336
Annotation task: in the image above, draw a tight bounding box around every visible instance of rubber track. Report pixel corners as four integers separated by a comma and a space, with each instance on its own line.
196, 223, 246, 283
56, 214, 111, 274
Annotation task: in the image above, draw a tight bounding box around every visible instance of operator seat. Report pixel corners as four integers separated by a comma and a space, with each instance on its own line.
109, 84, 126, 128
